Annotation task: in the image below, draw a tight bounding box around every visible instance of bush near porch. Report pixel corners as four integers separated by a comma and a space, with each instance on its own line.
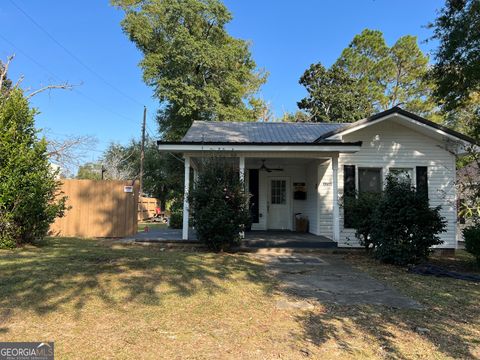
189, 159, 250, 251
345, 175, 447, 265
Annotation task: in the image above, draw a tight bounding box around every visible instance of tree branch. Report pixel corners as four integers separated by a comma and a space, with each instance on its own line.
0, 54, 14, 92
26, 82, 76, 99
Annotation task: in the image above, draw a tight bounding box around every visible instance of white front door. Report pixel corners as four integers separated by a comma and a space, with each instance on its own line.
267, 177, 291, 230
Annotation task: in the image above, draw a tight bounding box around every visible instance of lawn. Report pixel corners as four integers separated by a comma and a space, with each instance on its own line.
0, 239, 478, 359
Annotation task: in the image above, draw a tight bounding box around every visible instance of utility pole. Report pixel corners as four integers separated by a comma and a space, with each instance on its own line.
139, 106, 146, 196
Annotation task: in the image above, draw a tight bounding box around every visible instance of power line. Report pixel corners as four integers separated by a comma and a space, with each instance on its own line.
9, 0, 145, 107
0, 33, 142, 127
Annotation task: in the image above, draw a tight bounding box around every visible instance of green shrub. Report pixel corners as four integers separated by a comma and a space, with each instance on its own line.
168, 198, 183, 229
463, 224, 480, 265
343, 192, 381, 250
189, 158, 250, 251
371, 175, 446, 265
169, 211, 183, 229
0, 88, 67, 248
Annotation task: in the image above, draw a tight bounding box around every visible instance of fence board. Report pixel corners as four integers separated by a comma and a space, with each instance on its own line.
50, 179, 139, 238
138, 196, 161, 221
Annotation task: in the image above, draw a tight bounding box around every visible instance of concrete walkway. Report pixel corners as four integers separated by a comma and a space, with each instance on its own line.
254, 253, 422, 309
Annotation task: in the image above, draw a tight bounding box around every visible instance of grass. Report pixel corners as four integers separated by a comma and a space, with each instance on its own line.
0, 239, 478, 359
295, 251, 480, 359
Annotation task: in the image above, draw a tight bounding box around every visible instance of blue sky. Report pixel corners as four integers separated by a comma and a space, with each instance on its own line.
0, 0, 443, 163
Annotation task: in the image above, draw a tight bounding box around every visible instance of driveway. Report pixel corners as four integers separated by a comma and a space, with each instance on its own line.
254, 253, 422, 309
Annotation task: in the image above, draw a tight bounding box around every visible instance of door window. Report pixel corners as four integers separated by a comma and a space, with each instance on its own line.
271, 180, 286, 204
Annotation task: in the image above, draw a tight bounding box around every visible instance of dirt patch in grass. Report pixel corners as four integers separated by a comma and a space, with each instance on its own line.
0, 240, 478, 359
137, 222, 168, 232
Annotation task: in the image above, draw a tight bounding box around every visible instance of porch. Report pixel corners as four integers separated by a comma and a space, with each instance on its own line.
181, 152, 347, 243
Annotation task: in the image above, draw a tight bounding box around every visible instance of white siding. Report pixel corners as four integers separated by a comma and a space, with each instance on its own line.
317, 162, 333, 237
338, 121, 457, 248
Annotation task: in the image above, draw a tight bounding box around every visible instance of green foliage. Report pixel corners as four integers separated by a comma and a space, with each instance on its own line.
463, 224, 480, 265
189, 159, 250, 251
343, 192, 381, 250
298, 64, 372, 122
429, 0, 480, 111
100, 139, 183, 203
168, 198, 183, 229
114, 0, 267, 140
299, 29, 437, 122
0, 88, 67, 248
279, 110, 311, 123
370, 175, 446, 265
76, 162, 102, 180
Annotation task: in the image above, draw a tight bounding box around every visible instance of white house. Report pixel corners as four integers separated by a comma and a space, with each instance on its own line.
157, 107, 475, 248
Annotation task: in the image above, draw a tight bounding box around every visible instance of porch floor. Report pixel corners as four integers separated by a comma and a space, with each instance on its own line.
127, 229, 336, 248
244, 230, 337, 249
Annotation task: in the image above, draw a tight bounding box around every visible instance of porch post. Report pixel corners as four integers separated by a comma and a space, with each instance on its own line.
239, 156, 245, 239
239, 156, 245, 182
332, 154, 340, 242
182, 156, 190, 240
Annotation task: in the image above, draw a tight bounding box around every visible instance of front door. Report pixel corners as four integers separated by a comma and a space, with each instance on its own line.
267, 177, 291, 230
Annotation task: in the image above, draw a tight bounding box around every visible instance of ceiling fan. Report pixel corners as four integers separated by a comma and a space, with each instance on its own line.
259, 159, 283, 172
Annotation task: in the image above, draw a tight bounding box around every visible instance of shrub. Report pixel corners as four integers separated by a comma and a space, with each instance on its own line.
463, 224, 480, 265
189, 158, 250, 251
370, 175, 447, 265
167, 198, 183, 229
343, 192, 381, 250
0, 88, 67, 248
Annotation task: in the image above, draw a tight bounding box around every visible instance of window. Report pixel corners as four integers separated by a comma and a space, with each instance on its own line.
358, 168, 382, 193
389, 168, 413, 184
271, 180, 286, 204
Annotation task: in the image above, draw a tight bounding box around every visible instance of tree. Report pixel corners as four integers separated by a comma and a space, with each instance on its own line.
299, 29, 437, 122
76, 162, 103, 180
0, 57, 13, 94
429, 0, 480, 111
91, 139, 183, 204
279, 110, 312, 123
298, 63, 373, 122
46, 134, 97, 177
0, 86, 66, 248
102, 143, 136, 181
113, 0, 267, 140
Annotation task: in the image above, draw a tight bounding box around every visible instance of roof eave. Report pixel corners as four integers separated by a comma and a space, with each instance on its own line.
156, 141, 363, 153
315, 107, 478, 146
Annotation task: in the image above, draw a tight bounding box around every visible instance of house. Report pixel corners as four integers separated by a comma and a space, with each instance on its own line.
157, 107, 476, 248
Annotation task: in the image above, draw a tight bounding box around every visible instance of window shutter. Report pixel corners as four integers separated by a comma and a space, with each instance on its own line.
416, 166, 428, 199
343, 165, 356, 228
344, 165, 356, 197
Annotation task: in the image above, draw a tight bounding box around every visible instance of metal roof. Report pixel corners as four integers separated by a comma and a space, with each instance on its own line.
181, 121, 346, 143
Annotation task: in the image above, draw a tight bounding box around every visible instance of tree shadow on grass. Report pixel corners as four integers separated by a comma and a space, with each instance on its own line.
293, 255, 480, 359
0, 238, 273, 321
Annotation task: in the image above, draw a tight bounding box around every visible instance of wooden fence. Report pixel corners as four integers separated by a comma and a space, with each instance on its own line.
50, 179, 139, 238
138, 196, 161, 221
